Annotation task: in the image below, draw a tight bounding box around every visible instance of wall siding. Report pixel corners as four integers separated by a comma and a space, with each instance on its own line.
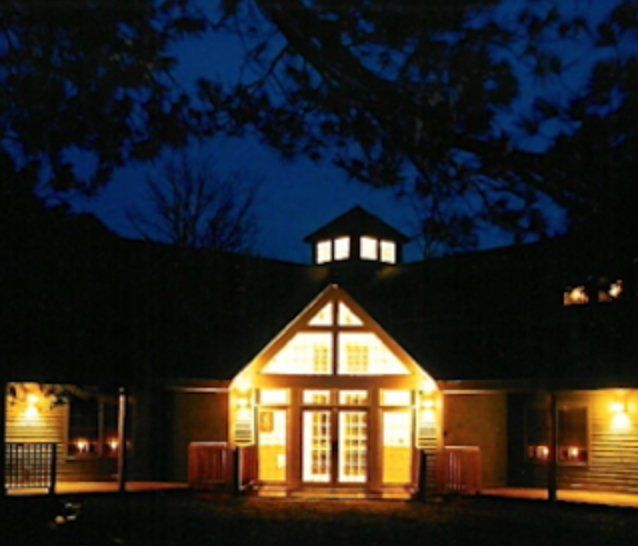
509, 390, 638, 493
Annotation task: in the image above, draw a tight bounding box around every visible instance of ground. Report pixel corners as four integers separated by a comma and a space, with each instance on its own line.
2, 493, 638, 546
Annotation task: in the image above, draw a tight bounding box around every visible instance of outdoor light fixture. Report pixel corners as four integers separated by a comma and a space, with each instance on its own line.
610, 400, 631, 432
75, 438, 90, 453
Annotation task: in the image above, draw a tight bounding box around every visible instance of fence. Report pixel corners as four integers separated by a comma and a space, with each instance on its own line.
188, 442, 257, 492
437, 445, 482, 495
5, 442, 57, 493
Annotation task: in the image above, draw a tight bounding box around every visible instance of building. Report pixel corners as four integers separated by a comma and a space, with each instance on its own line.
2, 206, 638, 498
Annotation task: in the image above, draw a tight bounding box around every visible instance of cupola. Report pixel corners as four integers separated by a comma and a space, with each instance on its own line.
303, 206, 409, 265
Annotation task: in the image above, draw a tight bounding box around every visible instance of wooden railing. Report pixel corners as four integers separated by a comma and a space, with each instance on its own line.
5, 442, 57, 493
188, 442, 257, 492
437, 446, 481, 495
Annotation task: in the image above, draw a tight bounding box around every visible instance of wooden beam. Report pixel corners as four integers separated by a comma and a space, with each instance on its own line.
547, 391, 557, 502
117, 387, 128, 493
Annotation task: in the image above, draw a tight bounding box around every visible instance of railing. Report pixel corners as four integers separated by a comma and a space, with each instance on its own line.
188, 442, 257, 492
437, 446, 482, 495
5, 442, 57, 493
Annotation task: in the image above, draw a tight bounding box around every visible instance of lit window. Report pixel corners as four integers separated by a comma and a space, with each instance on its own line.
262, 333, 332, 375
260, 389, 289, 406
380, 390, 411, 406
303, 390, 331, 405
308, 303, 333, 326
380, 240, 396, 264
525, 406, 588, 464
563, 286, 588, 306
599, 279, 623, 302
316, 240, 332, 264
338, 302, 363, 326
360, 236, 378, 260
334, 236, 350, 261
338, 390, 368, 405
338, 333, 409, 375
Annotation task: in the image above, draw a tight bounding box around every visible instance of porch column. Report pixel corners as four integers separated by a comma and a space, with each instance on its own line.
547, 390, 557, 502
117, 387, 128, 493
0, 382, 6, 498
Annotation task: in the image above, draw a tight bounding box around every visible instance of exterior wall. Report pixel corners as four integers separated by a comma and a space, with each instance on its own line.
443, 392, 508, 487
165, 391, 228, 482
508, 390, 638, 493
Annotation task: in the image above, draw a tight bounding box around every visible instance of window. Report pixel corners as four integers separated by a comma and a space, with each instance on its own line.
380, 390, 411, 406
316, 240, 331, 264
338, 333, 409, 375
338, 302, 363, 326
557, 407, 588, 464
68, 396, 118, 458
308, 302, 333, 326
380, 240, 396, 264
563, 286, 588, 306
262, 333, 332, 375
338, 390, 368, 405
525, 406, 588, 464
360, 236, 378, 260
334, 236, 350, 261
303, 390, 331, 405
260, 389, 289, 406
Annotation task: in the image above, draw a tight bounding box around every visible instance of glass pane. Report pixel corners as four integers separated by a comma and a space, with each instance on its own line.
262, 333, 332, 375
316, 240, 331, 264
308, 303, 333, 326
380, 240, 396, 264
338, 302, 363, 326
338, 390, 368, 406
383, 411, 412, 484
338, 411, 367, 483
338, 333, 409, 375
303, 411, 331, 483
334, 237, 350, 260
360, 236, 378, 260
258, 409, 287, 482
260, 389, 289, 406
303, 390, 331, 405
380, 390, 411, 406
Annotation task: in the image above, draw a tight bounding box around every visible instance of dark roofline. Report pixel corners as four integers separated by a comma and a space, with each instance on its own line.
303, 206, 410, 243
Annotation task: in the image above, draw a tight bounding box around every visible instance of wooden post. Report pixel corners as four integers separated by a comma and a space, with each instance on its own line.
0, 382, 6, 498
547, 391, 557, 502
117, 387, 128, 493
232, 446, 241, 495
49, 442, 57, 496
418, 450, 428, 501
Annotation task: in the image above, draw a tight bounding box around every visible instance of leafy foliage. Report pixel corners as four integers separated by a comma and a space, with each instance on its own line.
1, 0, 208, 194
209, 0, 638, 254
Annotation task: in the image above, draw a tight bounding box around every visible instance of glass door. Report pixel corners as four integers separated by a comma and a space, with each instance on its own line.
382, 410, 412, 484
338, 411, 368, 483
302, 410, 331, 483
257, 408, 287, 482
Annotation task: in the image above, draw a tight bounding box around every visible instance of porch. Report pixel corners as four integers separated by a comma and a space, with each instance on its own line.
6, 481, 188, 497
482, 487, 638, 509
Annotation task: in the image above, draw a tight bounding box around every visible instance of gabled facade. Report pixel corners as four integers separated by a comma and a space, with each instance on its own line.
227, 284, 439, 495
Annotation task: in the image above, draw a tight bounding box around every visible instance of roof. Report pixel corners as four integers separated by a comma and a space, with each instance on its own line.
303, 206, 410, 243
4, 209, 638, 388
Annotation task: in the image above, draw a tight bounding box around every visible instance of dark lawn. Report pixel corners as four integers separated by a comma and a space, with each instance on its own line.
2, 493, 637, 546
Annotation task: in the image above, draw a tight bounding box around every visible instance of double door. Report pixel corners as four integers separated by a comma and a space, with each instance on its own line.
302, 409, 368, 485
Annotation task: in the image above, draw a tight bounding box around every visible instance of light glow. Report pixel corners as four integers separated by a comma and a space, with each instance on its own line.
338, 302, 363, 326
338, 332, 409, 375
610, 400, 632, 432
308, 303, 333, 326
108, 438, 119, 452
75, 438, 90, 454
380, 390, 411, 406
564, 286, 588, 306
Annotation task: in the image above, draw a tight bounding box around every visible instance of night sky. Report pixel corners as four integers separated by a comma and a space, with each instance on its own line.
68, 1, 610, 264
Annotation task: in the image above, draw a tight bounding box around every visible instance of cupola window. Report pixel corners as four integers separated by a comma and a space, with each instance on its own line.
360, 236, 378, 260
334, 236, 350, 261
316, 240, 332, 264
380, 240, 396, 264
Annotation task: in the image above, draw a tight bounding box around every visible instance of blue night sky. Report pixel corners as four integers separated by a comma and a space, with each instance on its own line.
68, 1, 612, 264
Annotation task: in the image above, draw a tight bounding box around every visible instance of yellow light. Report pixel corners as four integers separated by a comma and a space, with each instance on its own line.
610, 399, 632, 432
108, 438, 119, 452
567, 446, 579, 459
27, 393, 40, 405
420, 378, 437, 394
76, 439, 89, 453
537, 445, 549, 460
